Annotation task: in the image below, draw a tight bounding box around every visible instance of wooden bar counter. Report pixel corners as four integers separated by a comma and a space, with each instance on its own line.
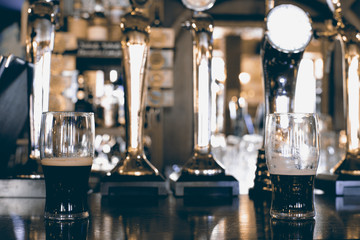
0, 190, 359, 239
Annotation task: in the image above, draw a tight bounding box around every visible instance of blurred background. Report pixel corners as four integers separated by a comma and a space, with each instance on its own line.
0, 0, 357, 192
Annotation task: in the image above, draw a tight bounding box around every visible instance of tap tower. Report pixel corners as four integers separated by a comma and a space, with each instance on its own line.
101, 0, 167, 198
170, 0, 239, 197
250, 4, 313, 198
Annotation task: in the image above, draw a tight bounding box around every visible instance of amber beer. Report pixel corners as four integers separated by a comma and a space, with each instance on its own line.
42, 157, 92, 220
270, 173, 316, 219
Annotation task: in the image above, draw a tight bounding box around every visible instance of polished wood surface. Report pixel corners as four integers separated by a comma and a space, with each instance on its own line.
0, 192, 359, 239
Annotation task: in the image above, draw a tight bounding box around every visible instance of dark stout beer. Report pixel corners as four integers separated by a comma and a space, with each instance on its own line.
265, 113, 319, 220
42, 157, 92, 219
270, 174, 315, 219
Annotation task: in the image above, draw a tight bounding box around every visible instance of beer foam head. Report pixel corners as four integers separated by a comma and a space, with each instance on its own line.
41, 157, 93, 166
267, 155, 318, 175
268, 167, 317, 175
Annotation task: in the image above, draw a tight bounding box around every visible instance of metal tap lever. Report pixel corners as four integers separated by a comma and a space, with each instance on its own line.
110, 0, 160, 176
180, 10, 225, 176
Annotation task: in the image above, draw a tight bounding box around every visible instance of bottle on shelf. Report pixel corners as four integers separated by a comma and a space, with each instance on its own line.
75, 75, 93, 112
108, 1, 131, 41
95, 83, 120, 128
67, 0, 88, 40
87, 0, 108, 41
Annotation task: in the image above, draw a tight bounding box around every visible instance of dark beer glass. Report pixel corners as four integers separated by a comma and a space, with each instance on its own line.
40, 112, 95, 220
265, 113, 319, 220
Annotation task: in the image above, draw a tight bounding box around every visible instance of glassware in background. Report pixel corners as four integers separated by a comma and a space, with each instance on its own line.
40, 112, 95, 220
95, 84, 120, 128
228, 96, 254, 138
317, 114, 346, 174
93, 133, 125, 173
216, 134, 262, 194
265, 113, 320, 220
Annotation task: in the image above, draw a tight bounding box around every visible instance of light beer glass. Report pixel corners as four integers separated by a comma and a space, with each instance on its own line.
265, 113, 320, 220
40, 112, 95, 220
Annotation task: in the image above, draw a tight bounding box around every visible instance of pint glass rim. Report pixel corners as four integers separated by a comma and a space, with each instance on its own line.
265, 112, 320, 173
42, 111, 94, 117
267, 112, 318, 119
40, 111, 95, 160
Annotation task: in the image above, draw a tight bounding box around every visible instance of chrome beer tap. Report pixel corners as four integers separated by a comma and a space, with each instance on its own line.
250, 4, 313, 197
110, 0, 160, 176
326, 0, 360, 176
170, 0, 238, 197
180, 0, 225, 176
26, 0, 56, 163
169, 0, 239, 198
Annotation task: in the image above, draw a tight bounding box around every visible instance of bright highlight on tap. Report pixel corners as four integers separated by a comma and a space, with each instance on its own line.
181, 0, 216, 11
128, 44, 147, 152
266, 4, 312, 52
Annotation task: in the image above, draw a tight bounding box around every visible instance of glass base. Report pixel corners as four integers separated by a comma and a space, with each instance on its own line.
44, 211, 89, 221
270, 210, 315, 220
